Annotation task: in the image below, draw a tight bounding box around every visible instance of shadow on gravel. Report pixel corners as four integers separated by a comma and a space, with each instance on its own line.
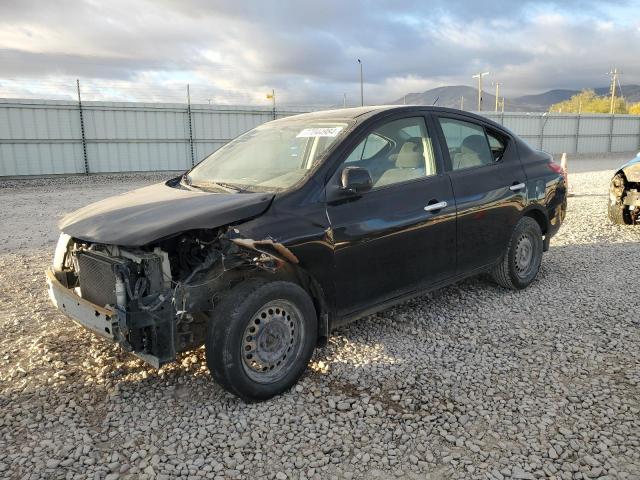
5, 241, 639, 408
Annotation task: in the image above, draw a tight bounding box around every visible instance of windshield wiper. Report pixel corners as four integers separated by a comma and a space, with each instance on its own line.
213, 181, 247, 193
188, 180, 248, 193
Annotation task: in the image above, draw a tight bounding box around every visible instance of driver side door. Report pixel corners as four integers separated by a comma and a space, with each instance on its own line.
325, 114, 457, 317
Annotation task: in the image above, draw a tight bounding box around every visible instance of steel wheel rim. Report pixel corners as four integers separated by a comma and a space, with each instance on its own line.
241, 300, 304, 384
514, 233, 535, 277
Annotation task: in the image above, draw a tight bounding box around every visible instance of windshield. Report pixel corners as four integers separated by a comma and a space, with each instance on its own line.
187, 118, 350, 192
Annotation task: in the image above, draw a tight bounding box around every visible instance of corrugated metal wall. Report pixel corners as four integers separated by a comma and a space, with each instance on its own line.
1, 99, 640, 176
0, 99, 311, 176
483, 112, 640, 155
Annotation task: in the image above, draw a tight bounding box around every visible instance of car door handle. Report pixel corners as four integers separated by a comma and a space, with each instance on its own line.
424, 201, 447, 212
510, 182, 526, 191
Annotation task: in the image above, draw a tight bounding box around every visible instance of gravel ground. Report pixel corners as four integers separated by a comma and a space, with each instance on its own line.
0, 157, 639, 480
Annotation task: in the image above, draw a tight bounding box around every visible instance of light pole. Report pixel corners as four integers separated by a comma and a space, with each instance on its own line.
357, 59, 364, 106
472, 71, 489, 111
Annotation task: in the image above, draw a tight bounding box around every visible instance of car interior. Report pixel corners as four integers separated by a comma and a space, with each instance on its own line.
439, 117, 507, 170
344, 117, 438, 188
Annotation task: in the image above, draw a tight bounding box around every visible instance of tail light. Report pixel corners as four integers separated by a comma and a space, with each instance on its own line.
547, 162, 563, 174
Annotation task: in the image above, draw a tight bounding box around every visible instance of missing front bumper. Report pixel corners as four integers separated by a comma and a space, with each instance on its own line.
45, 268, 173, 368
46, 268, 117, 340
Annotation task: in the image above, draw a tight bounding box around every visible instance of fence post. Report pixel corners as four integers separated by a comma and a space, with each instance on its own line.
574, 114, 581, 154
608, 114, 615, 153
76, 79, 89, 174
186, 84, 195, 166
539, 113, 548, 151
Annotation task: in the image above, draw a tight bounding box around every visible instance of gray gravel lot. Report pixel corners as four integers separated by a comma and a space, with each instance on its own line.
0, 155, 639, 480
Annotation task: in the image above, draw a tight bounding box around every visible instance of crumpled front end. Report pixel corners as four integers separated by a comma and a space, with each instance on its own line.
46, 228, 296, 367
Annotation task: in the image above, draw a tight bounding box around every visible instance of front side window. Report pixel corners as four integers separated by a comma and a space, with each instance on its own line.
342, 117, 437, 188
345, 133, 389, 163
187, 118, 350, 192
438, 118, 494, 171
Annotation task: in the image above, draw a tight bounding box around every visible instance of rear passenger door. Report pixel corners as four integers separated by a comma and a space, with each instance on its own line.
433, 114, 527, 273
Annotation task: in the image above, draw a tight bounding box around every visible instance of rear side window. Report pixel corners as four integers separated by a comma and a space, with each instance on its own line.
486, 129, 507, 161
438, 118, 494, 171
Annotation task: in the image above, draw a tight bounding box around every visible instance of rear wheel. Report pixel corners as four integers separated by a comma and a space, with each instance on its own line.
206, 279, 317, 401
491, 216, 543, 290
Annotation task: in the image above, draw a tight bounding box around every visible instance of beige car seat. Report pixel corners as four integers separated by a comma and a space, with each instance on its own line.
376, 138, 425, 187
453, 134, 493, 170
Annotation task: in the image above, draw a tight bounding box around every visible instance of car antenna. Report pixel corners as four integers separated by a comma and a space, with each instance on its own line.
432, 96, 439, 106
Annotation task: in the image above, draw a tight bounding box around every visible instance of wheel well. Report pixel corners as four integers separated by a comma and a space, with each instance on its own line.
239, 264, 329, 344
523, 209, 548, 235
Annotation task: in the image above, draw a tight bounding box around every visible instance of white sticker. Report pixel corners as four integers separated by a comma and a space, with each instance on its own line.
296, 127, 343, 138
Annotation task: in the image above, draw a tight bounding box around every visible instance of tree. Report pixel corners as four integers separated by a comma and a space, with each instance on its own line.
550, 89, 628, 114
629, 102, 640, 115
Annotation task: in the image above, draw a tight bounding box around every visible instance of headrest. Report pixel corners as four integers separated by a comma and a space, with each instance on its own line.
395, 138, 423, 168
461, 135, 492, 164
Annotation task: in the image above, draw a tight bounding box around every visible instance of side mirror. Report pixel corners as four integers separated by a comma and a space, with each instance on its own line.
341, 166, 373, 194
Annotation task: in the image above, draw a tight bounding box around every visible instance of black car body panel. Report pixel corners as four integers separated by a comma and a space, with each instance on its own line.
49, 105, 567, 368
59, 180, 275, 246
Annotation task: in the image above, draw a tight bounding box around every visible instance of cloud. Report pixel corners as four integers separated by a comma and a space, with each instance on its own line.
0, 0, 638, 104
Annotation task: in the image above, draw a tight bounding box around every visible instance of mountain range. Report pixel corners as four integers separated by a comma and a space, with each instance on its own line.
391, 85, 640, 112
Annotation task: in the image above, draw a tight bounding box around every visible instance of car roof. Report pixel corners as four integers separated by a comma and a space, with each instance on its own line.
278, 105, 500, 126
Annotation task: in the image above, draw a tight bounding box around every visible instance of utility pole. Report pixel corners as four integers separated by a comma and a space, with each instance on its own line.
472, 71, 489, 111
460, 96, 464, 110
343, 93, 347, 108
403, 95, 407, 105
608, 68, 620, 115
493, 81, 501, 112
357, 59, 364, 106
501, 97, 505, 113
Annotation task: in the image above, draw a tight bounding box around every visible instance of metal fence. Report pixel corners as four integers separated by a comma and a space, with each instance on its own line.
1, 98, 640, 176
483, 112, 640, 156
0, 99, 312, 176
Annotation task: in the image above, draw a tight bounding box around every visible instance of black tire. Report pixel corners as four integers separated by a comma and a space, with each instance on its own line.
491, 216, 543, 290
206, 279, 317, 401
608, 201, 627, 225
608, 175, 630, 225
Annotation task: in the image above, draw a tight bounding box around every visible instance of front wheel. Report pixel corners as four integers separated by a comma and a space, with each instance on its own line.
491, 216, 543, 290
206, 279, 317, 401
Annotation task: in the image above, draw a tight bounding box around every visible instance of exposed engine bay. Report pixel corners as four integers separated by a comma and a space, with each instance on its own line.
610, 173, 640, 225
49, 228, 302, 367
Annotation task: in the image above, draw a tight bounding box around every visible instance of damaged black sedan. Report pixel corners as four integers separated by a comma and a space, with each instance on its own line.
47, 106, 567, 401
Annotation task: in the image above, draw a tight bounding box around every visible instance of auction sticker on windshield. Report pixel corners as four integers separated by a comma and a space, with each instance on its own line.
296, 127, 344, 138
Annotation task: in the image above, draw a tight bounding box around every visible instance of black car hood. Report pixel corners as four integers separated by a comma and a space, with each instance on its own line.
60, 180, 275, 246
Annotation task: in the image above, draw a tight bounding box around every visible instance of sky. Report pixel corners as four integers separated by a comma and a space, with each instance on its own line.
1, 0, 639, 106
